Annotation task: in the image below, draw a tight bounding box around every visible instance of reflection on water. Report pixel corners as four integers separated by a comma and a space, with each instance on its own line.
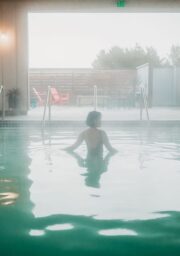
0, 192, 19, 206
1, 126, 180, 255
29, 229, 45, 236
68, 151, 114, 188
99, 228, 137, 236
0, 178, 19, 205
46, 223, 74, 231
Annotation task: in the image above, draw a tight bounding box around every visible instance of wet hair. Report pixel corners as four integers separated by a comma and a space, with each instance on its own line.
86, 111, 101, 127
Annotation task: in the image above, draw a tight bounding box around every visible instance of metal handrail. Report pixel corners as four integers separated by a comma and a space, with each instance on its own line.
94, 85, 97, 110
42, 85, 52, 128
140, 85, 150, 121
0, 85, 3, 94
0, 85, 5, 120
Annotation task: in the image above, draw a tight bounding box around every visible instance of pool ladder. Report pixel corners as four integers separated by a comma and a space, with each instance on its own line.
42, 85, 52, 128
0, 85, 5, 120
94, 85, 97, 110
140, 85, 150, 121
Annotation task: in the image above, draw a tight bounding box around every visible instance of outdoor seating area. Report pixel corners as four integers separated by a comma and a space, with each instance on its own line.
31, 87, 70, 107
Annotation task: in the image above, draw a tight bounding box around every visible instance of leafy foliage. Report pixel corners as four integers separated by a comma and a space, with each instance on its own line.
92, 45, 166, 69
169, 45, 180, 66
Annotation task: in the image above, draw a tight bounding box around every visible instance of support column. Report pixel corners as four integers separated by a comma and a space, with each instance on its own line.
0, 1, 28, 115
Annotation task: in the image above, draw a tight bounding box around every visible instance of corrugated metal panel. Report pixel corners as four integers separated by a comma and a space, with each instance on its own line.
176, 67, 180, 106
152, 68, 175, 106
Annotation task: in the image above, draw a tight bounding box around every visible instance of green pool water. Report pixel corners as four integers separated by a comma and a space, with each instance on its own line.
0, 126, 180, 256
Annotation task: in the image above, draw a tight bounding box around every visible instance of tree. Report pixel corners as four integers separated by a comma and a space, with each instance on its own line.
145, 47, 162, 66
92, 45, 163, 69
92, 50, 111, 69
169, 45, 180, 66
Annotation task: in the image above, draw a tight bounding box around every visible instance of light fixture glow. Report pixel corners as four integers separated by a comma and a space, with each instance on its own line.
0, 33, 8, 44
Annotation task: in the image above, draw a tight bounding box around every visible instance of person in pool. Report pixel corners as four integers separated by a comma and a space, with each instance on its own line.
64, 111, 118, 155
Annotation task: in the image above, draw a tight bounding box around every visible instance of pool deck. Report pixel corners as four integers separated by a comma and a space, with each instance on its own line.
1, 106, 180, 126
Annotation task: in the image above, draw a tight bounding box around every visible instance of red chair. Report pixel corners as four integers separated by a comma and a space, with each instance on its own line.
60, 93, 70, 105
50, 87, 61, 104
32, 87, 44, 106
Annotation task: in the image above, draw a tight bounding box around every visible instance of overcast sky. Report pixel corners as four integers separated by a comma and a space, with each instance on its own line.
28, 13, 180, 68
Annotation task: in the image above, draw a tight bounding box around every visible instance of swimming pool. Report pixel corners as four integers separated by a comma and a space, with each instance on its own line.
0, 125, 180, 255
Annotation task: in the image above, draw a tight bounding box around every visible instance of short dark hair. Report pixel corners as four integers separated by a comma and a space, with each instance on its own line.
86, 111, 101, 127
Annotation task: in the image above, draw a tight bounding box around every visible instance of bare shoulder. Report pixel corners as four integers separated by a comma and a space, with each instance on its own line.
99, 129, 106, 135
82, 128, 90, 134
98, 129, 107, 138
80, 129, 89, 137
79, 130, 86, 136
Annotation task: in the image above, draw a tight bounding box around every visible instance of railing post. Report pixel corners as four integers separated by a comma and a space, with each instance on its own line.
143, 90, 149, 121
94, 85, 97, 110
140, 88, 143, 121
140, 86, 150, 121
42, 85, 51, 128
48, 86, 51, 122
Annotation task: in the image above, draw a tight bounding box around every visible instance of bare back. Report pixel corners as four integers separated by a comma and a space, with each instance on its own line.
83, 128, 103, 154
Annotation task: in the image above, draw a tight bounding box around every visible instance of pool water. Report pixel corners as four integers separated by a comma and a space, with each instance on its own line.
0, 126, 180, 256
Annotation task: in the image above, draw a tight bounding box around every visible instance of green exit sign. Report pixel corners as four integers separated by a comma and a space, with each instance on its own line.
117, 0, 125, 7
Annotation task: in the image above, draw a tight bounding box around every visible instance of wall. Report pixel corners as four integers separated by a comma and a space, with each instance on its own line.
175, 67, 180, 106
0, 1, 28, 114
152, 67, 179, 106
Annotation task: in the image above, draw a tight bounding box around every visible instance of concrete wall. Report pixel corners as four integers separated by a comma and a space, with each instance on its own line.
152, 68, 174, 106
175, 67, 180, 106
0, 1, 28, 114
